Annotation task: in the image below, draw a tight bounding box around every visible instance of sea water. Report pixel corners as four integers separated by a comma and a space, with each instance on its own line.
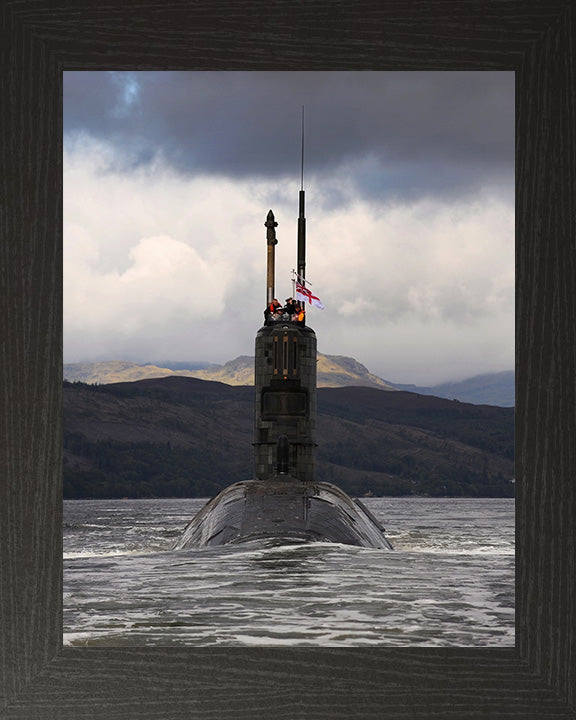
63, 497, 514, 646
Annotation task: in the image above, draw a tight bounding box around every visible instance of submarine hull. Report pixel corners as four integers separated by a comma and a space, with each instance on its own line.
172, 478, 393, 550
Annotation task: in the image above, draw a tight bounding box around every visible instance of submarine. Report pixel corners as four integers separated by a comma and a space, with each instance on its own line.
173, 183, 393, 551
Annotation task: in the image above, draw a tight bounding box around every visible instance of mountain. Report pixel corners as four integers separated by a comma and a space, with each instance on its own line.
184, 356, 255, 385
395, 371, 515, 407
63, 354, 397, 390
317, 355, 396, 390
64, 359, 514, 406
63, 361, 205, 385
63, 376, 514, 500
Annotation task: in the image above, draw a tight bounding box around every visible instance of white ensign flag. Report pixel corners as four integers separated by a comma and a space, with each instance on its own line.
296, 282, 325, 309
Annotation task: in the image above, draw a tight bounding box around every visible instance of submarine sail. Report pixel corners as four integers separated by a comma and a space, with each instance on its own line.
173, 192, 393, 550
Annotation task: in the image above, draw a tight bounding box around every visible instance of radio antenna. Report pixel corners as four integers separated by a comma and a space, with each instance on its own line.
297, 105, 306, 282
300, 105, 305, 191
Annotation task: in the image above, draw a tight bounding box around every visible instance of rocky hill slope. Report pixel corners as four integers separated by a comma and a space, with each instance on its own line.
63, 357, 514, 405
64, 354, 397, 390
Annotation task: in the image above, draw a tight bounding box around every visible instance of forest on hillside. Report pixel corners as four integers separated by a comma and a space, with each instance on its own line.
63, 379, 514, 500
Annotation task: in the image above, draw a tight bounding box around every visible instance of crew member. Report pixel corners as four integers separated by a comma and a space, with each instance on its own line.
294, 301, 305, 324
264, 298, 282, 323
283, 297, 296, 318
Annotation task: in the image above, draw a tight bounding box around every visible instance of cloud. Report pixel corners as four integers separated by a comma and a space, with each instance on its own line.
64, 230, 224, 333
63, 71, 514, 204
307, 196, 513, 324
63, 136, 513, 384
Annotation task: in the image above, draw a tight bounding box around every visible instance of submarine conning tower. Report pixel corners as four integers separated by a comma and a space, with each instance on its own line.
171, 194, 394, 550
254, 209, 317, 483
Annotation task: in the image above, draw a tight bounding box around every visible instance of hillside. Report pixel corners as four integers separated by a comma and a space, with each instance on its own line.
63, 361, 207, 385
63, 376, 514, 500
63, 357, 514, 405
395, 371, 515, 407
63, 354, 397, 390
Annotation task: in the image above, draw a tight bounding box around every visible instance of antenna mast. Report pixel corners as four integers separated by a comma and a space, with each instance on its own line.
297, 106, 306, 283
300, 105, 305, 192
265, 210, 278, 306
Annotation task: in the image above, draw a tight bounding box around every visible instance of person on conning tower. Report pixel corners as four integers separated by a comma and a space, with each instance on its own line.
283, 297, 296, 318
264, 298, 282, 323
294, 301, 305, 324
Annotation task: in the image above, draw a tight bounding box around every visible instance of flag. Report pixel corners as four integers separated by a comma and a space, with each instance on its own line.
296, 281, 325, 309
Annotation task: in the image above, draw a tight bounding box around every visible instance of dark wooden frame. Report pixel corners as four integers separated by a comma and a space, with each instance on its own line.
1, 1, 574, 717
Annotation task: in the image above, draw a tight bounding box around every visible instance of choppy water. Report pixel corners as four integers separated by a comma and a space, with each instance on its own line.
63, 497, 514, 647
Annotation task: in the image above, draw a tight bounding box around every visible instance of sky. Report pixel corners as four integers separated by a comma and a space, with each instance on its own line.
63, 71, 514, 385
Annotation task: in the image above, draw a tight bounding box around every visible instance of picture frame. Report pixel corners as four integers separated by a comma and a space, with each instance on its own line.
1, 1, 574, 717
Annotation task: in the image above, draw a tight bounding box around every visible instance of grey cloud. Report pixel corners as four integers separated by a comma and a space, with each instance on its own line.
63, 70, 514, 203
